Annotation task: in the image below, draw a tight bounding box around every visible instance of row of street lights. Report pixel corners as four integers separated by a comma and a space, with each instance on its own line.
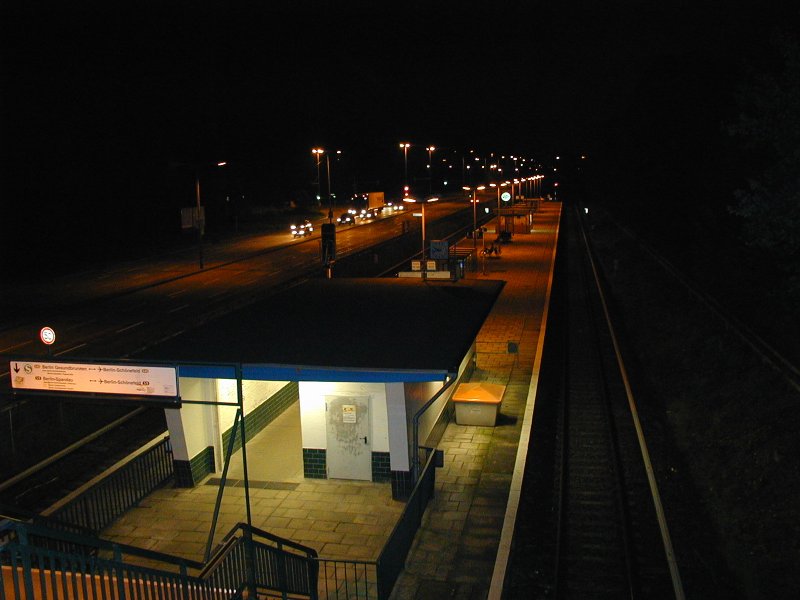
309, 142, 544, 206
396, 143, 545, 197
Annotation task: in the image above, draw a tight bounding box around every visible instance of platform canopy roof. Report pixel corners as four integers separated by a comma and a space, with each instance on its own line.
136, 277, 504, 382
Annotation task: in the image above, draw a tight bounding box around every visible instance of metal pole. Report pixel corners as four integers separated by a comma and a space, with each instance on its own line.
404, 146, 408, 187
236, 364, 256, 599
472, 190, 477, 253
428, 148, 433, 195
326, 153, 333, 222
316, 157, 321, 204
205, 408, 241, 561
421, 202, 426, 261
195, 171, 204, 269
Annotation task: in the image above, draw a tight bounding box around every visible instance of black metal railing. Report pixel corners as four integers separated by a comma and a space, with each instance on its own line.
316, 558, 378, 599
1, 519, 321, 600
0, 519, 217, 600
47, 436, 173, 533
375, 449, 437, 598
202, 524, 318, 599
297, 449, 439, 600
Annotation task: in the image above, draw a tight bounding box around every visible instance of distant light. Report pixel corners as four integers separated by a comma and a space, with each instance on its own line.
217, 161, 227, 166
584, 207, 589, 214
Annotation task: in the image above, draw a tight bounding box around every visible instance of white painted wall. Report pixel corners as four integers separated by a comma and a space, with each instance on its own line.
166, 377, 217, 462
403, 380, 448, 449
386, 382, 409, 470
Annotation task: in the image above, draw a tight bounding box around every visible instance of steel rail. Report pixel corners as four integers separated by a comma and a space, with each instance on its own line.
0, 407, 146, 493
577, 206, 686, 600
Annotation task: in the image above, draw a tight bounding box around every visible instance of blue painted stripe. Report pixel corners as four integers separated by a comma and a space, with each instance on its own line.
178, 364, 238, 379
241, 364, 451, 383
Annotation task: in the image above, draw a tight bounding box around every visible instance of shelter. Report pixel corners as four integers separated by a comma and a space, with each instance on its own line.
136, 277, 503, 498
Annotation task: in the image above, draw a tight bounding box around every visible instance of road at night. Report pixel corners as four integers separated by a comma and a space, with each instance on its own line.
1, 200, 468, 369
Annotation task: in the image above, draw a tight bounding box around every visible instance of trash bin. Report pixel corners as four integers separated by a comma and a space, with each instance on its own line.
452, 382, 505, 426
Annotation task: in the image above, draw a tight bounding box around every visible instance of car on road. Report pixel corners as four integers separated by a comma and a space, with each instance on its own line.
361, 208, 380, 220
290, 220, 314, 237
336, 212, 355, 226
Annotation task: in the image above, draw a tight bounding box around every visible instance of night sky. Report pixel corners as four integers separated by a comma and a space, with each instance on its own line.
2, 3, 797, 276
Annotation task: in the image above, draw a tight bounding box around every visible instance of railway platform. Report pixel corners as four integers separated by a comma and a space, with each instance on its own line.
95, 201, 562, 598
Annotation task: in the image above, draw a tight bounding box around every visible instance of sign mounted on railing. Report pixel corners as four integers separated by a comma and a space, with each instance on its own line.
9, 359, 180, 404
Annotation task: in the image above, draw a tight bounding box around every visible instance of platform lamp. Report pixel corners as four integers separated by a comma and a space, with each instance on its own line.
403, 195, 438, 264
463, 185, 485, 253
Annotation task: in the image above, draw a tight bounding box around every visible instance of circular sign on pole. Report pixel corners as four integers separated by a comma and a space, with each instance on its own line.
501, 192, 511, 202
40, 326, 56, 345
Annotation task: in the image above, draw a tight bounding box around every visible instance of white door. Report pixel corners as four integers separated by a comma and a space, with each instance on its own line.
325, 395, 372, 480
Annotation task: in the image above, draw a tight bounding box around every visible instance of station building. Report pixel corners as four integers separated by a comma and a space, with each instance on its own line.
136, 277, 504, 499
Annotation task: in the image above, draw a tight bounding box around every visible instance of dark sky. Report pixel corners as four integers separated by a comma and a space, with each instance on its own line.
1, 2, 797, 273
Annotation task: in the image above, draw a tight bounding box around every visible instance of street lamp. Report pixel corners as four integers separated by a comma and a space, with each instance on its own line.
426, 146, 435, 195
313, 148, 342, 222
194, 160, 227, 269
312, 149, 323, 206
403, 195, 438, 272
489, 182, 500, 213
399, 143, 410, 191
463, 185, 485, 253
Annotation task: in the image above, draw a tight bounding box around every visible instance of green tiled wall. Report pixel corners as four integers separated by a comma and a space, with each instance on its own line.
303, 448, 327, 479
301, 449, 391, 482
371, 452, 391, 482
221, 381, 299, 452
175, 446, 215, 487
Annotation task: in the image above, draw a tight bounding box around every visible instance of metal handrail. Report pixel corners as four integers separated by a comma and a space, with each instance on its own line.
45, 435, 173, 533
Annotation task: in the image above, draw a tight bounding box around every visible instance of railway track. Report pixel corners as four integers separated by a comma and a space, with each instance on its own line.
504, 205, 682, 599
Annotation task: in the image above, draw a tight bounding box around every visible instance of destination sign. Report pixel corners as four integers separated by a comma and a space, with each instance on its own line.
10, 360, 179, 399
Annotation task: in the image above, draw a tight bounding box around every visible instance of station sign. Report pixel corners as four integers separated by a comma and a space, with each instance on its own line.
429, 240, 449, 260
9, 360, 179, 403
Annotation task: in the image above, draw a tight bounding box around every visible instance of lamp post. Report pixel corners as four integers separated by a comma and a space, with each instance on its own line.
403, 195, 438, 274
489, 182, 500, 213
399, 143, 410, 192
312, 148, 323, 206
194, 160, 227, 269
426, 146, 435, 195
463, 185, 485, 253
313, 148, 341, 222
